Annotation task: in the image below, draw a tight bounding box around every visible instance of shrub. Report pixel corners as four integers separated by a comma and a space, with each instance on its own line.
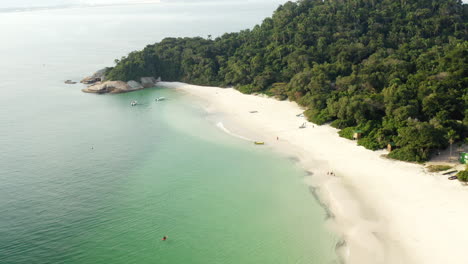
392, 122, 447, 162
358, 136, 385, 150
388, 146, 424, 162
305, 109, 331, 125
237, 84, 254, 94
338, 127, 355, 140
330, 119, 354, 129
269, 82, 288, 100
457, 170, 468, 183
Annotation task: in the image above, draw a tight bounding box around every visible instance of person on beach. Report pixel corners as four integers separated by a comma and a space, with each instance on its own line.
277, 136, 279, 140
162, 236, 168, 241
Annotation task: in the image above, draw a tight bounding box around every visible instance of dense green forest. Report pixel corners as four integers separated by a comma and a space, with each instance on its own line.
106, 0, 468, 162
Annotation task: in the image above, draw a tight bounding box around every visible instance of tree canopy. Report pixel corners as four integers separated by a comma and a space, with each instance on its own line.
106, 0, 468, 162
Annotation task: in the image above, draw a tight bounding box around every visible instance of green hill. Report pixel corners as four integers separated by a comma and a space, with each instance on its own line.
105, 0, 468, 162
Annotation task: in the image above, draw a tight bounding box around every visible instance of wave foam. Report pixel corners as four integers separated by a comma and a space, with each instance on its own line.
216, 122, 254, 142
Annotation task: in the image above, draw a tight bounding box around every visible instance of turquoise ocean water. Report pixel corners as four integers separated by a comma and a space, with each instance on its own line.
0, 2, 338, 263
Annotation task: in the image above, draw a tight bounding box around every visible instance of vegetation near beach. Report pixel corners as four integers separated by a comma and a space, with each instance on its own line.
106, 0, 468, 162
426, 165, 453, 172
457, 169, 468, 183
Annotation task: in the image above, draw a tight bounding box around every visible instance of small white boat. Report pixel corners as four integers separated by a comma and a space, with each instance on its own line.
131, 100, 137, 106
155, 97, 166, 101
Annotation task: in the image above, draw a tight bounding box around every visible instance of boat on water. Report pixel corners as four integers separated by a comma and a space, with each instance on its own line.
254, 141, 265, 145
131, 100, 137, 106
155, 97, 166, 101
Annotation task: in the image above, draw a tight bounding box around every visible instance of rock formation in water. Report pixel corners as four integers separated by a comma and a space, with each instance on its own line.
81, 69, 160, 94
82, 81, 131, 94
81, 68, 108, 85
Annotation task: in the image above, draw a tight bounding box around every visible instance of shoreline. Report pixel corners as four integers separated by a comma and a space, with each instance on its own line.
161, 82, 468, 264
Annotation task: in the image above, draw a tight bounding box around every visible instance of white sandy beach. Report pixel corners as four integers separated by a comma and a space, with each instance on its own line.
162, 82, 468, 264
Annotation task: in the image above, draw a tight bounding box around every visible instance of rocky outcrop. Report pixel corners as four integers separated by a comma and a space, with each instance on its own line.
140, 77, 158, 88
127, 80, 144, 90
82, 81, 131, 94
81, 77, 160, 94
81, 68, 160, 94
81, 68, 108, 85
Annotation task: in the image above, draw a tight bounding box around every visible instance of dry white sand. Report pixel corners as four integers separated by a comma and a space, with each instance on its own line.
161, 82, 468, 264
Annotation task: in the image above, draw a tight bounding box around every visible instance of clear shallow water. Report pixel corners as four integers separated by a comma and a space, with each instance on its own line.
0, 2, 338, 263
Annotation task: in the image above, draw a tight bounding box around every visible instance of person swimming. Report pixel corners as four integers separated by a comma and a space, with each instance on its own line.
162, 236, 168, 241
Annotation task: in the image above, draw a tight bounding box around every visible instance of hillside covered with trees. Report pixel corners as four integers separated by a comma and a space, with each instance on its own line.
105, 0, 468, 162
